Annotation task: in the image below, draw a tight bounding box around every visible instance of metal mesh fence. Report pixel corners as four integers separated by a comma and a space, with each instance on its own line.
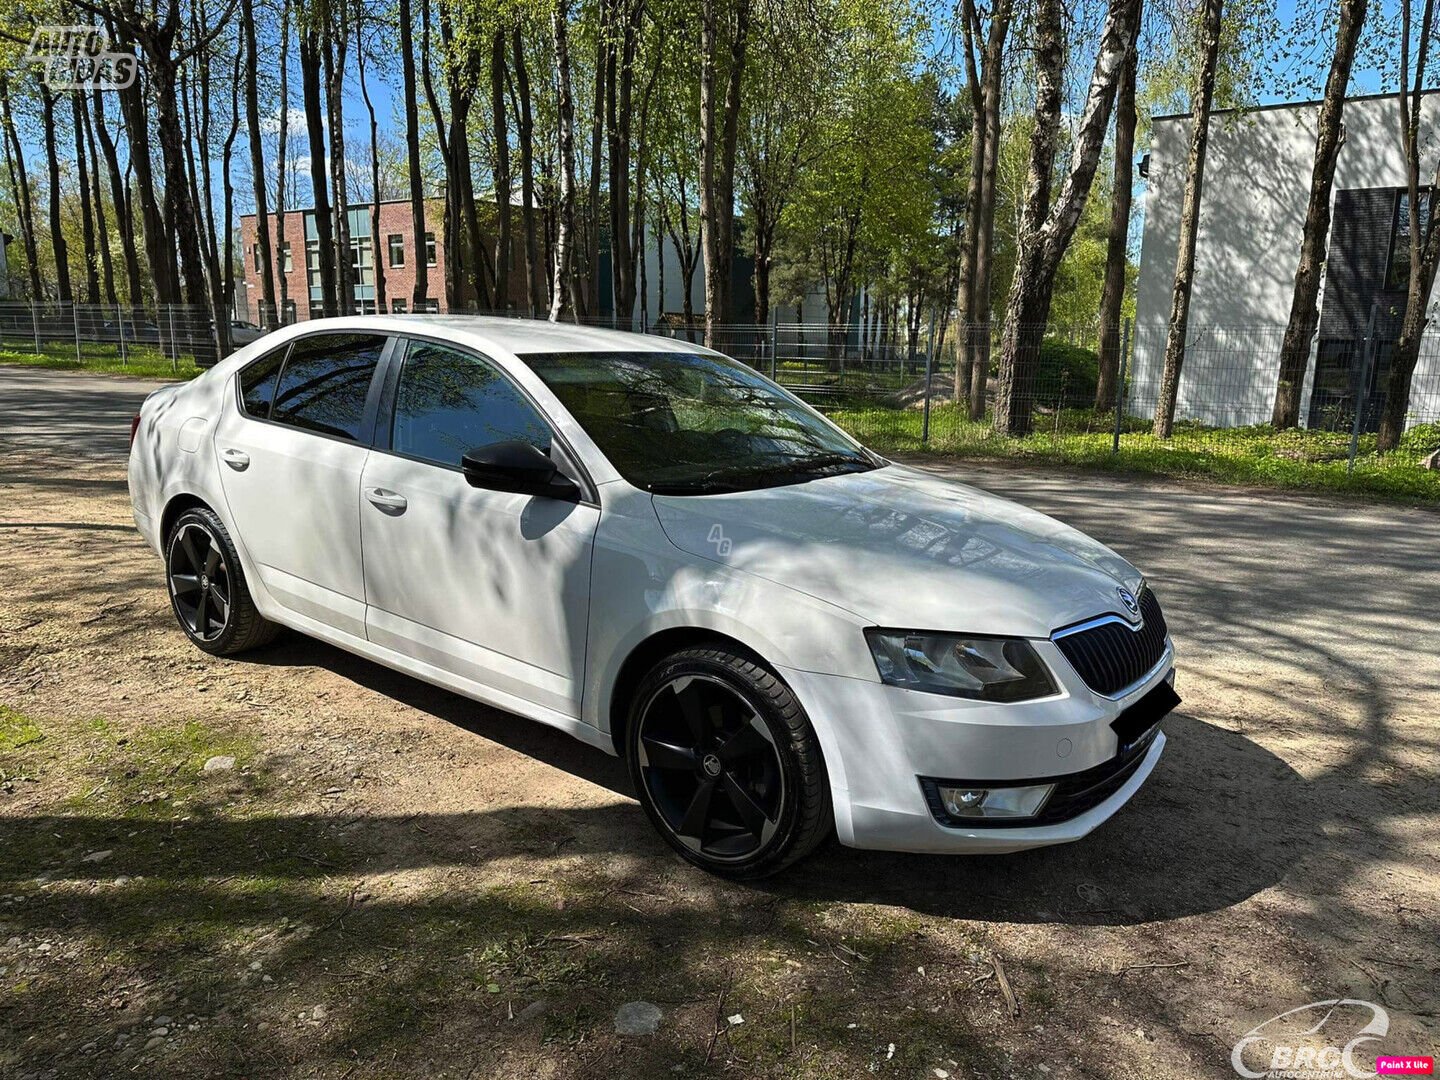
0, 303, 221, 371
10, 299, 1438, 491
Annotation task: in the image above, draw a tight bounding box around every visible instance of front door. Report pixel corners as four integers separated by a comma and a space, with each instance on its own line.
359, 337, 600, 717
214, 331, 389, 638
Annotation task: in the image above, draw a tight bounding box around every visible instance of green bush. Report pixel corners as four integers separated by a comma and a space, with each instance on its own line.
1035, 338, 1100, 407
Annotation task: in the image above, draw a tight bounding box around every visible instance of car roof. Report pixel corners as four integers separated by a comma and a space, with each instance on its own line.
284, 314, 713, 358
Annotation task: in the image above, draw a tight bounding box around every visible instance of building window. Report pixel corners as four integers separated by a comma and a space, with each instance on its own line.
1387, 189, 1435, 291
388, 234, 405, 267
281, 242, 293, 273
391, 298, 408, 314
424, 232, 437, 266
419, 298, 440, 314
352, 237, 374, 290
305, 240, 321, 293
282, 299, 297, 325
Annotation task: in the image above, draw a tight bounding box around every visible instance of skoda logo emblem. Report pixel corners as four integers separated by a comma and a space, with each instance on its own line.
1117, 587, 1140, 619
702, 753, 723, 778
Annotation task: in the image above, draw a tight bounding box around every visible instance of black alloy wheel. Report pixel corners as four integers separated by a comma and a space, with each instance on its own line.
167, 520, 233, 644
627, 646, 831, 877
164, 507, 278, 656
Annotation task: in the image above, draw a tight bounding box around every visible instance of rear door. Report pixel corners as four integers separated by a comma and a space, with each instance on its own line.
214, 331, 390, 638
359, 336, 600, 717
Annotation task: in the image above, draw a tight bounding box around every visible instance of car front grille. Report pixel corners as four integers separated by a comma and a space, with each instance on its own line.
1053, 586, 1168, 696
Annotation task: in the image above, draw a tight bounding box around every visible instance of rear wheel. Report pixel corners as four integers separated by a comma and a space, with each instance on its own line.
626, 645, 831, 878
165, 507, 278, 656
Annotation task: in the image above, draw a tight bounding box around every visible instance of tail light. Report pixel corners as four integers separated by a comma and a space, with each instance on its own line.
129, 413, 141, 449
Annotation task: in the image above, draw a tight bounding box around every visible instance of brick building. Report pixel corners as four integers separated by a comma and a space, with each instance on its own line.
238, 198, 530, 322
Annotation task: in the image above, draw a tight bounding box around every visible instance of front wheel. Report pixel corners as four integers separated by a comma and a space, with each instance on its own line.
626, 645, 832, 878
165, 507, 278, 656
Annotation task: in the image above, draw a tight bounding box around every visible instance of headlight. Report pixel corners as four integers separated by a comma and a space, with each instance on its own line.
865, 630, 1058, 702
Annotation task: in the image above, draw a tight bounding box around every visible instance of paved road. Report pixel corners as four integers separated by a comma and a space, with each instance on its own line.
0, 365, 175, 455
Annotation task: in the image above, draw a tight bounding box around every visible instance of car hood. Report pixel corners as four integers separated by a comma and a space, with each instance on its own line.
650, 463, 1142, 637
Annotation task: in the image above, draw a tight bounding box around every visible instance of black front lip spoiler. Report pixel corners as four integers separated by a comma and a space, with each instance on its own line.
918, 675, 1181, 829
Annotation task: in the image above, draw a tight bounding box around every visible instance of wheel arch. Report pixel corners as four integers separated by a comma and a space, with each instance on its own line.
606, 627, 772, 757
159, 492, 219, 545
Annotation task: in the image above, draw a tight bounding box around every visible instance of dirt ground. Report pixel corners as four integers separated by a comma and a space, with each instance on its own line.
1, 367, 1437, 1079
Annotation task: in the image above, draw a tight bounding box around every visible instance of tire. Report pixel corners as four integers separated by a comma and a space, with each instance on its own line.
625, 644, 832, 878
164, 507, 279, 656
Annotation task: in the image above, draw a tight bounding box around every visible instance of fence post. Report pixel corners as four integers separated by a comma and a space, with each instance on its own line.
769, 306, 779, 381
921, 318, 935, 444
1348, 301, 1379, 475
1112, 319, 1130, 454
117, 304, 128, 366
168, 306, 178, 374
31, 302, 39, 355
72, 303, 81, 365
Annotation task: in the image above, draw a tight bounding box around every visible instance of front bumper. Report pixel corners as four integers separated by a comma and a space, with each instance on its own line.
777, 639, 1174, 854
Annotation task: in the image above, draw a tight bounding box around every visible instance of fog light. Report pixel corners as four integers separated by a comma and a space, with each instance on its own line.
938, 783, 1054, 820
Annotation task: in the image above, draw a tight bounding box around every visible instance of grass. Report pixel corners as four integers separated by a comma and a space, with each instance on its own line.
0, 340, 205, 379
0, 705, 44, 754
830, 400, 1440, 502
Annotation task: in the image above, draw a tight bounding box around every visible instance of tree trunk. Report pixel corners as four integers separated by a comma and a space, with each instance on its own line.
80, 99, 118, 307
91, 90, 141, 306
241, 0, 276, 325
359, 32, 386, 312
150, 53, 210, 308
114, 27, 177, 305
1094, 10, 1140, 412
1272, 0, 1368, 429
550, 0, 583, 321
1154, 0, 1224, 439
1379, 0, 1440, 451
38, 90, 72, 303
398, 0, 428, 309
607, 0, 641, 323
274, 0, 291, 318
0, 77, 43, 300
71, 95, 101, 304
968, 0, 1011, 421
954, 0, 985, 405
222, 50, 243, 352
490, 29, 512, 309
512, 29, 543, 314
300, 25, 339, 315
586, 19, 605, 318
699, 0, 750, 343
993, 0, 1139, 435
324, 14, 353, 311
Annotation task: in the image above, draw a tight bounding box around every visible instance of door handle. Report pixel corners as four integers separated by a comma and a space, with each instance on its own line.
366, 487, 408, 514
221, 448, 250, 471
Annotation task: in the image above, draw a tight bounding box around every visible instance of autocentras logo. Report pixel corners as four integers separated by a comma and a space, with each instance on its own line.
1232, 999, 1389, 1079
21, 26, 140, 91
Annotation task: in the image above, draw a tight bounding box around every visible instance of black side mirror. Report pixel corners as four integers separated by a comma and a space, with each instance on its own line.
461, 440, 580, 501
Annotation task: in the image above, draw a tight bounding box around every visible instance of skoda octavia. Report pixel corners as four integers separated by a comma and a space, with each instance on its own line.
127, 317, 1178, 877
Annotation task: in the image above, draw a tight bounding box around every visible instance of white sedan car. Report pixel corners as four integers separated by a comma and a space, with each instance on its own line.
127, 316, 1178, 877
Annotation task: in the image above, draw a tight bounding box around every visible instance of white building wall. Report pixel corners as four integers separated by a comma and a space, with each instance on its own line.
1132, 93, 1440, 428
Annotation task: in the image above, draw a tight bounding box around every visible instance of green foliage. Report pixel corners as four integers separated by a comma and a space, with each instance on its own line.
1036, 338, 1101, 405
823, 404, 1440, 502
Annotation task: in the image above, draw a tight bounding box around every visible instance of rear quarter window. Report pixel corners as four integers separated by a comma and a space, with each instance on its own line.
238, 346, 288, 418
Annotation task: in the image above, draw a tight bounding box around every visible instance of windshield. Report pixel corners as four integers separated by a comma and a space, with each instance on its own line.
521, 350, 879, 494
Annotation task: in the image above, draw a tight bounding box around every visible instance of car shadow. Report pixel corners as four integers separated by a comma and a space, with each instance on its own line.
231, 633, 1301, 928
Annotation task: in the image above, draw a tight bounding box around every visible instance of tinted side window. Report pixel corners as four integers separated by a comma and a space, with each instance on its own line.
270, 333, 387, 440
392, 340, 552, 468
238, 347, 287, 418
